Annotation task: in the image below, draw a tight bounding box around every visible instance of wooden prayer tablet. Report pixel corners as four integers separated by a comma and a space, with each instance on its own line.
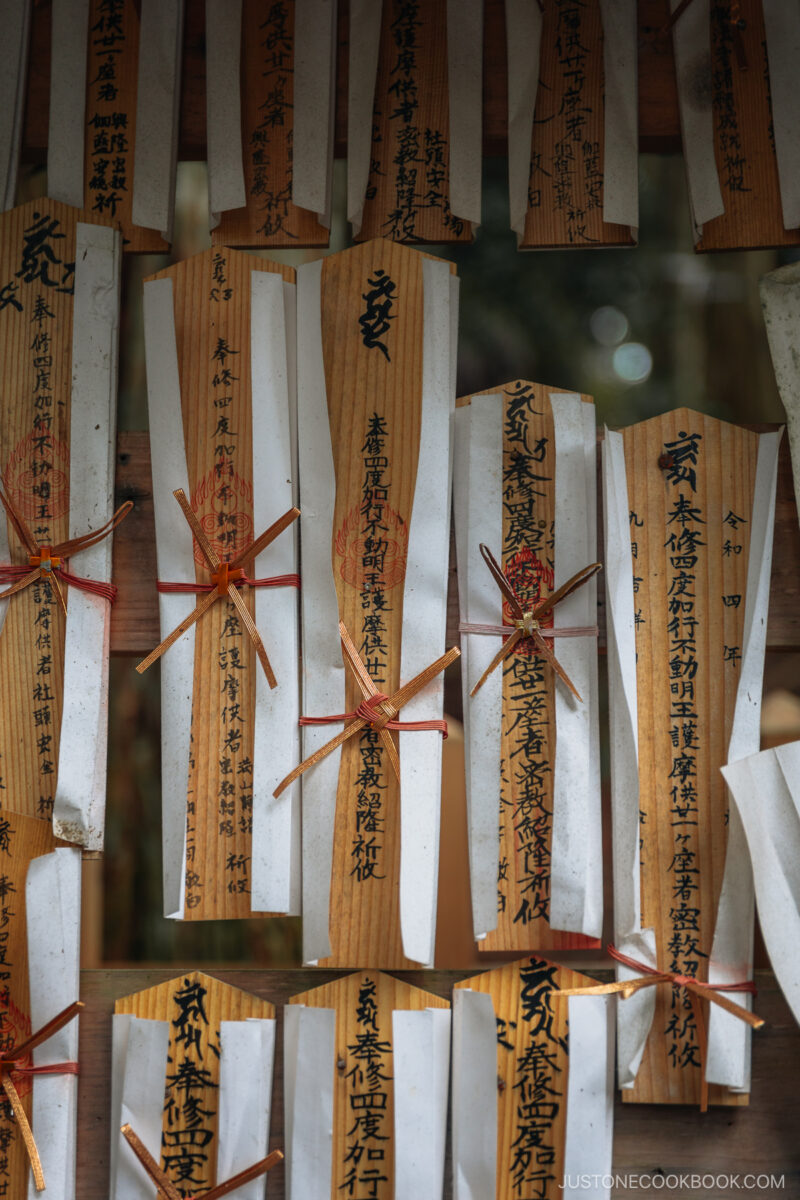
354, 0, 473, 244
142, 247, 299, 921
113, 971, 275, 1197
691, 0, 800, 252
0, 199, 120, 844
211, 0, 330, 249
516, 1, 636, 250
296, 239, 457, 968
452, 956, 614, 1200
604, 408, 781, 1105
286, 970, 450, 1198
454, 382, 602, 954
82, 0, 169, 253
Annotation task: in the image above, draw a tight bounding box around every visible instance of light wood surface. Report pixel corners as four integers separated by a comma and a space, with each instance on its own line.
289, 970, 449, 1200
115, 970, 274, 1194
143, 248, 293, 920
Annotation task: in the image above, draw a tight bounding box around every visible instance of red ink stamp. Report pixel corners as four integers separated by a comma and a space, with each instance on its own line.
335, 503, 409, 592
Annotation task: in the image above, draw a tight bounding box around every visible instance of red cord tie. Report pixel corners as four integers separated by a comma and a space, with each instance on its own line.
121, 1123, 283, 1200
552, 945, 762, 1113
0, 487, 131, 611
274, 620, 459, 798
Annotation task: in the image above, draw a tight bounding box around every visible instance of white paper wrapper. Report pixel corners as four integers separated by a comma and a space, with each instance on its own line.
142, 276, 194, 920
706, 430, 781, 1090
598, 0, 638, 233
0, 0, 31, 211
392, 1008, 450, 1200
760, 263, 800, 525
47, 0, 89, 207
283, 1005, 336, 1199
722, 741, 800, 1028
562, 995, 614, 1199
25, 848, 81, 1200
205, 0, 246, 229
292, 0, 336, 226
346, 0, 382, 236
296, 255, 456, 965
447, 0, 482, 231
451, 989, 497, 1200
111, 1016, 169, 1200
250, 274, 301, 916
217, 1018, 276, 1199
762, 1, 800, 231
55, 220, 122, 851
505, 0, 543, 242
669, 0, 724, 237
132, 0, 184, 240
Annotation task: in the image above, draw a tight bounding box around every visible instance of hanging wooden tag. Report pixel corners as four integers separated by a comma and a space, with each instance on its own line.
210, 0, 333, 248
454, 382, 602, 954
142, 247, 299, 921
0, 200, 121, 846
296, 239, 457, 968
452, 956, 614, 1200
604, 408, 781, 1105
350, 0, 474, 244
508, 0, 637, 249
112, 971, 275, 1197
286, 970, 450, 1199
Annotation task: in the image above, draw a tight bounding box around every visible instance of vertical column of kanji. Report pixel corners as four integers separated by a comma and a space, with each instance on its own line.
0, 202, 81, 822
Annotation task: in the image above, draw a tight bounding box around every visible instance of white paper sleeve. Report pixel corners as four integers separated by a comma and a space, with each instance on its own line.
392, 1008, 451, 1200
505, 0, 543, 242
296, 259, 345, 963
133, 0, 184, 241
346, 0, 382, 235
250, 272, 301, 916
706, 430, 781, 1090
284, 1005, 336, 1199
549, 395, 602, 938
55, 221, 122, 851
760, 263, 800, 524
205, 0, 246, 229
217, 1019, 276, 1197
722, 742, 800, 1028
451, 989, 497, 1200
458, 396, 504, 939
598, 0, 638, 233
47, 0, 89, 208
762, 1, 800, 231
112, 1017, 170, 1200
562, 995, 614, 1198
292, 0, 336, 226
447, 0, 483, 230
142, 276, 195, 920
0, 0, 31, 212
670, 0, 724, 236
398, 256, 455, 967
25, 848, 81, 1200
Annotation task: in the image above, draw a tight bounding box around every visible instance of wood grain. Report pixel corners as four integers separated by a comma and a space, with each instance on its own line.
621, 409, 758, 1106
143, 248, 293, 920
519, 0, 635, 250
457, 383, 600, 952
454, 957, 608, 1200
289, 970, 449, 1200
115, 970, 274, 1194
212, 0, 329, 250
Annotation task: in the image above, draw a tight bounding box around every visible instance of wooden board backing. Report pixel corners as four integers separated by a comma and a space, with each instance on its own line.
212, 0, 329, 249
84, 0, 169, 253
289, 969, 449, 1200
145, 248, 293, 921
457, 382, 600, 952
621, 408, 759, 1106
114, 969, 274, 1195
455, 956, 604, 1200
520, 0, 635, 250
357, 0, 472, 245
